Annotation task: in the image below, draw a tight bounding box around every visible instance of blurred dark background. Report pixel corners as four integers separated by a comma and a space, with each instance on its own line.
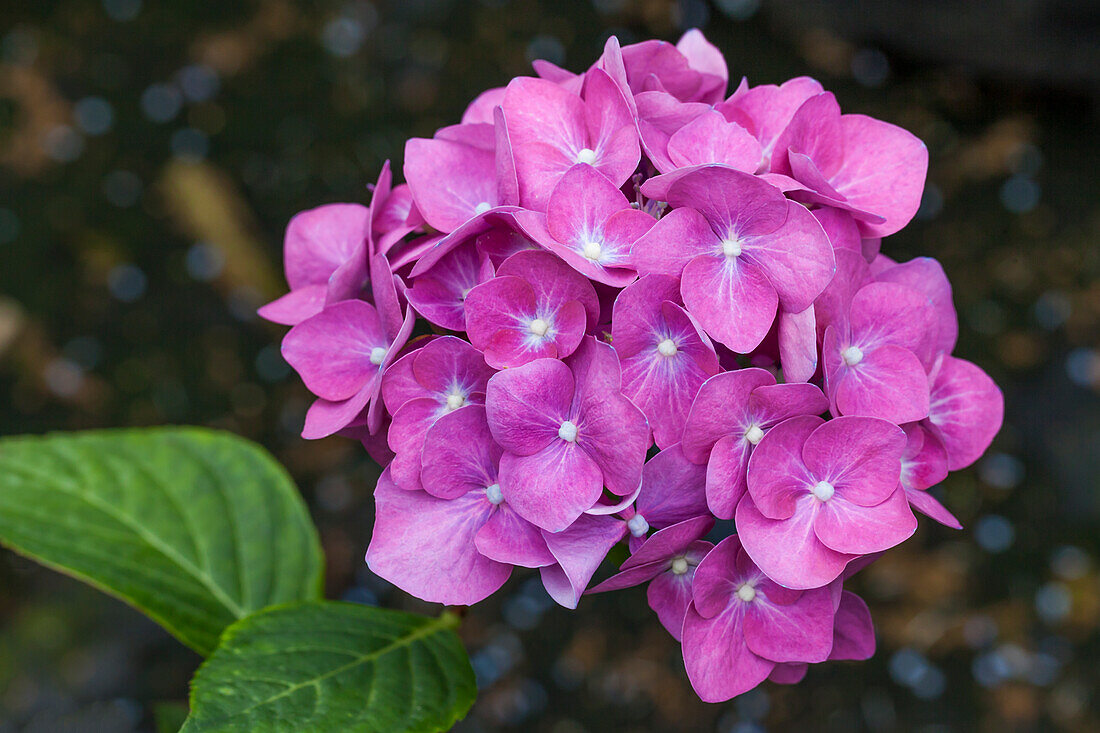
2, 0, 1099, 730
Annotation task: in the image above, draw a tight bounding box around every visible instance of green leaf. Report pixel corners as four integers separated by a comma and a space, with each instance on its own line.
181, 601, 476, 733
0, 427, 324, 655
154, 701, 190, 733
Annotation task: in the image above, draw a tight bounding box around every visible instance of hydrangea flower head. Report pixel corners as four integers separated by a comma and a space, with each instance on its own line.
263, 28, 1005, 705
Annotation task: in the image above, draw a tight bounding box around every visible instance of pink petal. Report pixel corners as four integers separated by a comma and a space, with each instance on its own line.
403, 136, 498, 233
366, 470, 511, 606
282, 300, 385, 401
647, 571, 697, 640
906, 486, 962, 530
829, 591, 876, 660
582, 68, 641, 186
777, 305, 818, 383
546, 163, 632, 246
406, 239, 494, 331
498, 249, 601, 327
802, 415, 906, 507
681, 368, 775, 463
742, 200, 835, 313
461, 86, 506, 125
717, 76, 824, 167
485, 357, 574, 455
849, 282, 937, 365
770, 92, 844, 178
745, 414, 822, 519
813, 486, 917, 554
705, 434, 752, 520
499, 441, 604, 532
622, 515, 714, 570
475, 503, 555, 568
282, 203, 369, 290
682, 601, 775, 703
540, 514, 628, 608
735, 494, 855, 590
874, 257, 958, 356
258, 285, 326, 326
743, 585, 834, 663
635, 443, 710, 528
825, 335, 932, 424
681, 254, 779, 353
666, 165, 789, 238
630, 206, 716, 277
833, 114, 928, 238
901, 423, 949, 491
418, 405, 501, 500
926, 355, 1004, 470
666, 110, 761, 172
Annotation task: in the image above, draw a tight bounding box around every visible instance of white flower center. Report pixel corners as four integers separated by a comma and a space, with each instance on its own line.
721, 237, 742, 258
474, 201, 492, 215
842, 345, 864, 366
576, 148, 597, 165
369, 346, 387, 365
529, 317, 550, 337
657, 338, 678, 357
627, 513, 649, 538
736, 583, 757, 602
582, 240, 603, 261
485, 483, 504, 505
558, 420, 578, 442
670, 556, 689, 575
445, 392, 465, 411
744, 424, 764, 445
812, 480, 835, 501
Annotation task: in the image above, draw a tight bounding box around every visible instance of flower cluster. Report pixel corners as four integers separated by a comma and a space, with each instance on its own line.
262, 31, 1004, 702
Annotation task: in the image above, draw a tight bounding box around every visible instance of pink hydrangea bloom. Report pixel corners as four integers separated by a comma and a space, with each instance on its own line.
737, 415, 915, 589
485, 337, 650, 532
263, 28, 1005, 704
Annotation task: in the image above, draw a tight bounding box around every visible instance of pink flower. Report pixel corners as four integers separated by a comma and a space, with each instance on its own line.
285, 254, 415, 438
485, 337, 650, 532
366, 407, 551, 606
503, 68, 638, 210
682, 535, 835, 702
924, 354, 1004, 470
381, 335, 496, 491
514, 163, 655, 286
611, 275, 720, 448
258, 203, 369, 326
736, 415, 916, 589
463, 249, 599, 368
899, 423, 961, 529
822, 281, 937, 424
589, 516, 714, 639
405, 239, 494, 332
633, 165, 834, 352
770, 92, 929, 238
717, 76, 824, 171
681, 368, 828, 519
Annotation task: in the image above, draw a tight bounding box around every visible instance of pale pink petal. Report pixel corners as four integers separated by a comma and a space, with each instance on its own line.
403, 136, 498, 233
741, 201, 835, 313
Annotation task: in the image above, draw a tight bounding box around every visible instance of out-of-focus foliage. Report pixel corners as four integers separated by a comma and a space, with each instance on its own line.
1, 0, 1098, 731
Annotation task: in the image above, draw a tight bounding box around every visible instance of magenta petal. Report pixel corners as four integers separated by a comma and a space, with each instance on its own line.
777, 305, 818, 383
635, 443, 710, 528
667, 165, 789, 238
906, 486, 962, 530
387, 397, 439, 491
768, 663, 808, 685
630, 206, 716, 277
833, 114, 928, 238
705, 434, 752, 520
588, 560, 666, 594
901, 422, 949, 491
582, 69, 641, 186
682, 254, 778, 353
750, 382, 829, 428
849, 281, 937, 364
828, 340, 932, 424
499, 441, 604, 532
718, 76, 824, 167
475, 504, 555, 568
666, 109, 761, 172
404, 136, 498, 233
681, 368, 775, 463
366, 470, 511, 606
682, 601, 775, 703
283, 203, 369, 290
743, 585, 834, 663
874, 257, 958, 355
743, 201, 835, 313
406, 240, 493, 331
540, 514, 628, 608
418, 405, 501, 500
829, 590, 876, 660
485, 358, 574, 455
282, 300, 385, 401
647, 571, 696, 640
745, 414, 823, 520
926, 355, 1004, 471
546, 163, 631, 246
499, 249, 601, 326
301, 379, 376, 439
258, 285, 327, 326
802, 416, 905, 506
622, 515, 714, 570
735, 494, 855, 590
813, 487, 917, 554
